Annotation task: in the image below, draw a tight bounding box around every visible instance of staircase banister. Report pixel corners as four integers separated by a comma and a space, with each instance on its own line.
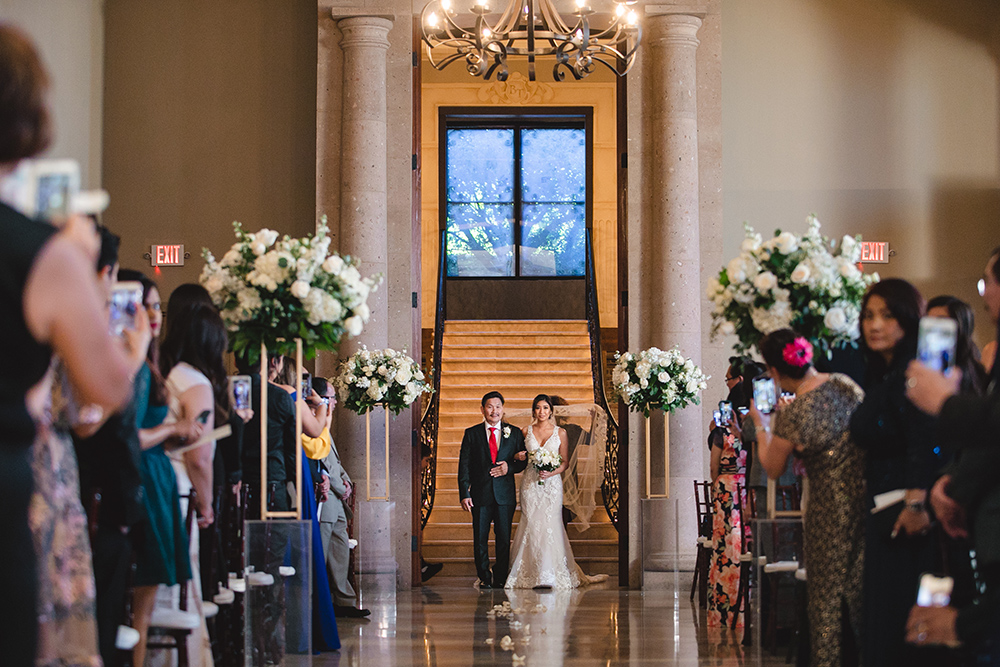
419, 229, 448, 529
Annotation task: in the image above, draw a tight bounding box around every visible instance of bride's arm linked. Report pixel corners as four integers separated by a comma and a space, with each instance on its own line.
538, 428, 570, 480
515, 426, 529, 461
509, 426, 529, 473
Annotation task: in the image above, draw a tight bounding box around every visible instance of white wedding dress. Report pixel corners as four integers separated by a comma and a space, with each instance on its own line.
505, 425, 609, 589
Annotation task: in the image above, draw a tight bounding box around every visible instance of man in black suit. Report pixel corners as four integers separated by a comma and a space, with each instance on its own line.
458, 391, 527, 589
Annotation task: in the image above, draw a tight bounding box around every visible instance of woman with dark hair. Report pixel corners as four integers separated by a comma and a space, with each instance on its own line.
903, 247, 1000, 656
158, 297, 230, 667
505, 394, 608, 589
926, 295, 987, 395
750, 329, 866, 666
850, 278, 949, 666
117, 270, 204, 666
0, 24, 146, 664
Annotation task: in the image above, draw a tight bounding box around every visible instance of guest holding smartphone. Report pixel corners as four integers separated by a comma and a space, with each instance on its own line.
750, 329, 866, 666
850, 279, 950, 666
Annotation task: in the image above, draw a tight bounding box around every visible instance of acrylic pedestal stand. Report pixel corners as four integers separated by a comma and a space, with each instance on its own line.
245, 341, 312, 666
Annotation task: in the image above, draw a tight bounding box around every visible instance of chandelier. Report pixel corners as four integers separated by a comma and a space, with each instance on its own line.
420, 0, 641, 82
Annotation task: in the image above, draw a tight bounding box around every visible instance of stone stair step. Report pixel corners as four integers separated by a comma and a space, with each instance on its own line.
441, 345, 592, 360
445, 320, 588, 334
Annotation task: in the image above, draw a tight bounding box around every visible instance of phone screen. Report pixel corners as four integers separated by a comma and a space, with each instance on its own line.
916, 573, 953, 608
917, 316, 958, 372
718, 401, 734, 423
301, 373, 312, 399
753, 377, 777, 414
108, 281, 144, 336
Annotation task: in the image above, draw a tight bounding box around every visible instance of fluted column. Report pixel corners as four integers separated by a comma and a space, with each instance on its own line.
640, 12, 704, 578
335, 15, 396, 580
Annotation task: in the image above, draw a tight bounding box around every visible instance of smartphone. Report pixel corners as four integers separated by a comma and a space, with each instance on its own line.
917, 316, 958, 373
1, 158, 80, 218
196, 409, 211, 425
916, 573, 953, 608
718, 401, 734, 423
300, 372, 312, 400
712, 409, 722, 425
753, 377, 777, 414
108, 281, 144, 336
229, 375, 251, 411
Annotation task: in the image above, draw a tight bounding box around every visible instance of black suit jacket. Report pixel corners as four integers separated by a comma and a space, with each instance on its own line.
457, 422, 527, 507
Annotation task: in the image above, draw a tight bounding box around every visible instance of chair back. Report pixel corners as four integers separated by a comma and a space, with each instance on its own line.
692, 480, 713, 538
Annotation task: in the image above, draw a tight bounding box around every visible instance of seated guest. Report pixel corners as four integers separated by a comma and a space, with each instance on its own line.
905, 247, 1000, 660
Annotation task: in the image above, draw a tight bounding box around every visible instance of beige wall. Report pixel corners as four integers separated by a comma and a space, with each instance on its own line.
722, 0, 1000, 347
101, 0, 317, 300
1, 0, 104, 187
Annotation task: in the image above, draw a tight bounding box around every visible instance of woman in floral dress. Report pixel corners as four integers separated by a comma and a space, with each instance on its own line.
707, 424, 747, 627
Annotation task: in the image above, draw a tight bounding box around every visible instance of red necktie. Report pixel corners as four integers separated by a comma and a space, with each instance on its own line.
489, 427, 498, 464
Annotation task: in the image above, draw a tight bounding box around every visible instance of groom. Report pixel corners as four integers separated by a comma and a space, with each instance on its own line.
458, 391, 528, 589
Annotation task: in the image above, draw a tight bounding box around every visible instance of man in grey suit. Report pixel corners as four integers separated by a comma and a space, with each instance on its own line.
313, 377, 370, 618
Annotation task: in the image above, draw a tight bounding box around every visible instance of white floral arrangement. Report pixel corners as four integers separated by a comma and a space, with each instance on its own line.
612, 347, 708, 418
334, 347, 432, 415
706, 214, 879, 356
529, 447, 563, 486
200, 217, 381, 363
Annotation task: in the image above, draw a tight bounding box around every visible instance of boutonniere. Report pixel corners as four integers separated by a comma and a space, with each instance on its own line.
503, 425, 511, 439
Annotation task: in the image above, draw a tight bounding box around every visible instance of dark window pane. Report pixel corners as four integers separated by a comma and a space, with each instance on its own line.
521, 128, 586, 204
446, 129, 514, 203
520, 203, 586, 277
446, 203, 514, 277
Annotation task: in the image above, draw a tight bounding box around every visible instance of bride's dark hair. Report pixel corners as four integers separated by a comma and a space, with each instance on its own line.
532, 394, 552, 415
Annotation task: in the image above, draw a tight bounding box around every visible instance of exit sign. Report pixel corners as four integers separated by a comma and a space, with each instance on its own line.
151, 244, 185, 267
860, 241, 889, 263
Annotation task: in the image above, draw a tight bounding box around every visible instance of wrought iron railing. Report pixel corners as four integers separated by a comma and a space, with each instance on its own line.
419, 230, 447, 529
585, 229, 621, 530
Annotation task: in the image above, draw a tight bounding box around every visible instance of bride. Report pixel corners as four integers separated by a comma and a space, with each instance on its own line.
505, 394, 609, 589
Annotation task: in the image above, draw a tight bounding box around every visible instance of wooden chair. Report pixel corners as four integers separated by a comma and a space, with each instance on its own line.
730, 483, 757, 636
146, 491, 200, 667
690, 480, 714, 609
762, 484, 804, 656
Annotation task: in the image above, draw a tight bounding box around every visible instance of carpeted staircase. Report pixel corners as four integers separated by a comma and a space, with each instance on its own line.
421, 320, 618, 579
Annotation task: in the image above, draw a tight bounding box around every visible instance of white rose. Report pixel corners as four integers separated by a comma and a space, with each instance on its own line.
355, 302, 371, 321
774, 232, 799, 254
344, 316, 364, 337
726, 256, 747, 283
753, 271, 777, 292
639, 378, 648, 389
741, 234, 762, 254
290, 280, 311, 299
221, 248, 242, 267
838, 261, 861, 280
366, 384, 384, 402
258, 229, 279, 246
790, 262, 811, 284
657, 371, 670, 383
204, 274, 224, 296
395, 366, 413, 384
251, 241, 267, 256
824, 307, 847, 332
686, 378, 701, 394
322, 255, 345, 274
719, 321, 736, 336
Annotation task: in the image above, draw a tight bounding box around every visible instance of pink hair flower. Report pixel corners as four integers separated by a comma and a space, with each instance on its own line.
782, 337, 813, 367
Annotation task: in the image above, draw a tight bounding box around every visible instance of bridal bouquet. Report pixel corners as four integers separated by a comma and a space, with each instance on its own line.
529, 448, 563, 486
334, 347, 432, 415
200, 218, 381, 363
707, 214, 878, 356
612, 347, 708, 418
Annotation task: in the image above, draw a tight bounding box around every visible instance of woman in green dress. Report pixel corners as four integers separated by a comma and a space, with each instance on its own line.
118, 270, 204, 666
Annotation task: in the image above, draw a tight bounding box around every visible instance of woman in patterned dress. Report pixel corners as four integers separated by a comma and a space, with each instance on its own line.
707, 415, 747, 627
749, 329, 866, 666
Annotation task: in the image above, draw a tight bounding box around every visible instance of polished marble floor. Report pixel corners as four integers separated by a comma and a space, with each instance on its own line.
311, 575, 790, 666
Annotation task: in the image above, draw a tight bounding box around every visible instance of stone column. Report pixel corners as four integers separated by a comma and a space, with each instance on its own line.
335, 15, 397, 581
641, 12, 704, 578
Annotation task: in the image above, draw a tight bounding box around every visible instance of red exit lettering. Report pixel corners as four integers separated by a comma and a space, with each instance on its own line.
859, 241, 889, 264
151, 244, 185, 267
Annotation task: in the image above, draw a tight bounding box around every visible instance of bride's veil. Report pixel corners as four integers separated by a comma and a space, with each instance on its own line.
503, 403, 608, 531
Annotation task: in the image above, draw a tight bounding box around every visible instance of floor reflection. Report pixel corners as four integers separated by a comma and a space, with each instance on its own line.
316, 577, 786, 666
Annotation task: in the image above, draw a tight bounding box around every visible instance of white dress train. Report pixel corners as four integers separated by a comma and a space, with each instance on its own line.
505, 426, 609, 589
